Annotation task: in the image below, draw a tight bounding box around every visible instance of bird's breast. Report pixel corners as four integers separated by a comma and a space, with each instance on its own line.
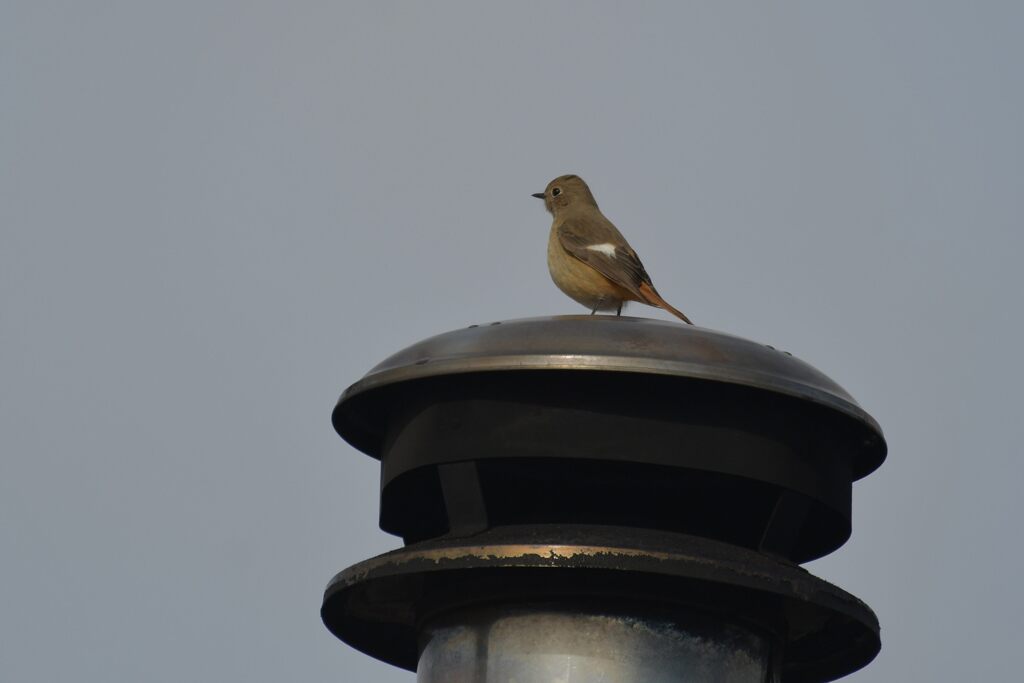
547, 226, 630, 309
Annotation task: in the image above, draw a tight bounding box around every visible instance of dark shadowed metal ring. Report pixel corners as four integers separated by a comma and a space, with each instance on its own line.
322, 525, 880, 683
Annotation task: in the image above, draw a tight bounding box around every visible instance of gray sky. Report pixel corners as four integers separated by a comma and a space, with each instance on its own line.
2, 2, 1021, 681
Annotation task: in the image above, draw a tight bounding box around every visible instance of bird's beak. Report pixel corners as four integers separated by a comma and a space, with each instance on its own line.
531, 192, 546, 199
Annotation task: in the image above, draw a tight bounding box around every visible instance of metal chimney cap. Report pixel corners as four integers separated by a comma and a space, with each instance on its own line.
334, 316, 885, 473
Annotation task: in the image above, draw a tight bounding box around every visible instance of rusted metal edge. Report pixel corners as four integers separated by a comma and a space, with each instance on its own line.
324, 529, 875, 626
321, 528, 880, 682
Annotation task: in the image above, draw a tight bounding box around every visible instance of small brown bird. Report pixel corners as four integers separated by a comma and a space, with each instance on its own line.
533, 174, 693, 324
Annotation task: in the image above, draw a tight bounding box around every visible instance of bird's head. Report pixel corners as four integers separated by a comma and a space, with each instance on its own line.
532, 174, 598, 215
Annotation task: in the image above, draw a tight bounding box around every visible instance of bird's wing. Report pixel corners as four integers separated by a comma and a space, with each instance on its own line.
557, 218, 654, 301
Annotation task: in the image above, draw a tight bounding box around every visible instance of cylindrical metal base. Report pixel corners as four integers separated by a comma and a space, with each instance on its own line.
417, 606, 774, 683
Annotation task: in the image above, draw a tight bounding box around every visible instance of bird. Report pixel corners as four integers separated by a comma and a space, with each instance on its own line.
533, 174, 693, 324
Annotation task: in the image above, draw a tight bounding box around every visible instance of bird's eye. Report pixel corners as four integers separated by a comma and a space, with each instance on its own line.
552, 187, 562, 196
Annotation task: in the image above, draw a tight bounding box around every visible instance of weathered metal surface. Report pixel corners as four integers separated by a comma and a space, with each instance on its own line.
417, 607, 773, 683
346, 317, 856, 407
321, 525, 879, 683
332, 316, 886, 480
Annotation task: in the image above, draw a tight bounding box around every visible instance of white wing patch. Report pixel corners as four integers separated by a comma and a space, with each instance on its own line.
586, 243, 617, 258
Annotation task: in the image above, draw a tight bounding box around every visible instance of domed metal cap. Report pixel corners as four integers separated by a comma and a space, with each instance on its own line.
333, 315, 886, 479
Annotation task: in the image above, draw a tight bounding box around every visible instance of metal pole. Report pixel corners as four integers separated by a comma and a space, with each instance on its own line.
418, 607, 773, 683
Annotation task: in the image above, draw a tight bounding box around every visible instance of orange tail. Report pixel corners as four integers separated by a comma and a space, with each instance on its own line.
638, 282, 693, 325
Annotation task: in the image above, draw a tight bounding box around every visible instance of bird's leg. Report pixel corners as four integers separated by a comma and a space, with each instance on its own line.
590, 296, 606, 315
616, 302, 623, 316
